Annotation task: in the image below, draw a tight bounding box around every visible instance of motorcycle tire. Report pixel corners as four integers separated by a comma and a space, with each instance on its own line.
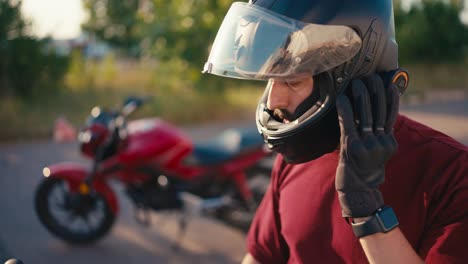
34, 177, 115, 245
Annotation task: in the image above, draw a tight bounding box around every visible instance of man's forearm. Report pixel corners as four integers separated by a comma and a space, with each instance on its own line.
359, 227, 424, 264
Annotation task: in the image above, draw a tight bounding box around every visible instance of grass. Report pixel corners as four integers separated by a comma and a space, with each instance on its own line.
0, 84, 264, 142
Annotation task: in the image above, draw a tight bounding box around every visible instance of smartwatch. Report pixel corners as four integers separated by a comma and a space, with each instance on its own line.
351, 206, 399, 238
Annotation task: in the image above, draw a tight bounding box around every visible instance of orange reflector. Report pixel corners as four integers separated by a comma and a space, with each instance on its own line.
79, 183, 90, 194
392, 70, 409, 86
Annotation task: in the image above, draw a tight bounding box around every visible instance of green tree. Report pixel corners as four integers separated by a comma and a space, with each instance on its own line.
82, 0, 142, 57
140, 0, 231, 66
0, 0, 69, 97
0, 0, 26, 95
139, 0, 236, 89
81, 0, 237, 87
395, 0, 468, 63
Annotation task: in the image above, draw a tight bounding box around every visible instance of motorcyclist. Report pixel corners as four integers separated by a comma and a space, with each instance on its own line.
203, 0, 468, 263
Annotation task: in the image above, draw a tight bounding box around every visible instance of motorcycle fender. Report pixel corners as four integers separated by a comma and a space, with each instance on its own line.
42, 162, 119, 215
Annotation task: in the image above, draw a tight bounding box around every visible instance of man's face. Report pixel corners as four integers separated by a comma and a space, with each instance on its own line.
266, 74, 314, 123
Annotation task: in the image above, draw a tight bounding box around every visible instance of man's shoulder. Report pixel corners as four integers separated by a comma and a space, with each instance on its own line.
392, 114, 467, 186
396, 114, 467, 156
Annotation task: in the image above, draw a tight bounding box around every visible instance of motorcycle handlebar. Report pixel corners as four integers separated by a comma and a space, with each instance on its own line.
121, 102, 138, 117
120, 95, 153, 117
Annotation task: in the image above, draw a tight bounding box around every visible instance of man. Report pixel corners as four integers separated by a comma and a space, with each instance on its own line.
203, 0, 468, 263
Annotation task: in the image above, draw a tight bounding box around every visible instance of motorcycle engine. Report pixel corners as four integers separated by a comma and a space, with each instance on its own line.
126, 175, 182, 211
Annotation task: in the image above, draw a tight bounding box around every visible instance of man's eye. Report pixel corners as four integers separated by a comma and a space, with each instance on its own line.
286, 81, 301, 87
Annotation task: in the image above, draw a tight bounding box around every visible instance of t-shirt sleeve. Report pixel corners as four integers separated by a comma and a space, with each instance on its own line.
246, 156, 289, 264
418, 150, 468, 264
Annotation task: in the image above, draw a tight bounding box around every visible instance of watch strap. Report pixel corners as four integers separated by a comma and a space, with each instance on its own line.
351, 215, 384, 238
351, 206, 399, 238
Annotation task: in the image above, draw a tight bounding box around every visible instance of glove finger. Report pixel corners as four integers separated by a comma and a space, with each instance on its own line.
385, 84, 400, 133
351, 80, 373, 137
363, 75, 386, 136
336, 94, 358, 140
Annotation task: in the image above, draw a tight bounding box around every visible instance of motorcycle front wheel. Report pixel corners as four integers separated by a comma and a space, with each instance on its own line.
34, 177, 115, 244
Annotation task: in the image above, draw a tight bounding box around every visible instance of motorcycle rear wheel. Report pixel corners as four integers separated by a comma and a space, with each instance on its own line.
35, 177, 115, 244
215, 165, 272, 233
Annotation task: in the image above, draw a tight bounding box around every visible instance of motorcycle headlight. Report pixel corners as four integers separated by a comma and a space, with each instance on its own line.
78, 130, 93, 144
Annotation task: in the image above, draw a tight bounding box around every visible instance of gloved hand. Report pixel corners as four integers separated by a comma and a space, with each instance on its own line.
335, 74, 399, 218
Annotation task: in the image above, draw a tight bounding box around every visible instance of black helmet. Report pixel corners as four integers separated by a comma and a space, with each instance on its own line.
203, 0, 408, 163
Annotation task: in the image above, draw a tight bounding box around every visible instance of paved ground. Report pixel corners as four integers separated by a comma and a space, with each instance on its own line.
0, 98, 466, 264
400, 100, 468, 144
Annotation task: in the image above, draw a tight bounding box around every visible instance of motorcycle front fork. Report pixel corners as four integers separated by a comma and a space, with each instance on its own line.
81, 142, 111, 193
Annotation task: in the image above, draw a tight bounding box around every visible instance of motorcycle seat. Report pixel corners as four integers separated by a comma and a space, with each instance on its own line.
188, 127, 264, 165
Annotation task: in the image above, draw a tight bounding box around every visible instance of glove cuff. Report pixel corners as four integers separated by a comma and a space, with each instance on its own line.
338, 190, 384, 217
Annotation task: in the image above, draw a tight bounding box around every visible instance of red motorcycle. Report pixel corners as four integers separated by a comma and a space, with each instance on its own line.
34, 96, 272, 244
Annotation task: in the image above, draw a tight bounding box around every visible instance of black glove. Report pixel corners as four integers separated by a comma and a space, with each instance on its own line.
335, 74, 399, 218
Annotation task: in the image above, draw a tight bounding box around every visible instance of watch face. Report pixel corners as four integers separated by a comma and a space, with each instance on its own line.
378, 207, 399, 231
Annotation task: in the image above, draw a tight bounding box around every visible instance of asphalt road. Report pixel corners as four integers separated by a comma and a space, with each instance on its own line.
0, 99, 467, 264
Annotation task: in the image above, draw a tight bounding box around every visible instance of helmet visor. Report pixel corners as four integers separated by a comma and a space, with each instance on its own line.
203, 2, 362, 80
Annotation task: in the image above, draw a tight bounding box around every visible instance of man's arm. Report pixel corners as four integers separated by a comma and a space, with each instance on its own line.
335, 75, 423, 263
359, 227, 423, 264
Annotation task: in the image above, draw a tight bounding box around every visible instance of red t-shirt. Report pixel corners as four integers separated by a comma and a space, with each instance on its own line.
247, 114, 468, 263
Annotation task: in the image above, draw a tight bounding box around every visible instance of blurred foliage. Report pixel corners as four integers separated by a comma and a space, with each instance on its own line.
66, 50, 98, 89
138, 0, 230, 68
394, 0, 468, 64
0, 0, 70, 98
82, 0, 240, 90
82, 0, 142, 57
0, 79, 262, 141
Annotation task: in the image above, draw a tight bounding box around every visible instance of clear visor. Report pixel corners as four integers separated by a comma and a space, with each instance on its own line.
203, 2, 362, 81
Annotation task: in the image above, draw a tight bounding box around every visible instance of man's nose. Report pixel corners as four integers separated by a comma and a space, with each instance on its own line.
266, 80, 289, 110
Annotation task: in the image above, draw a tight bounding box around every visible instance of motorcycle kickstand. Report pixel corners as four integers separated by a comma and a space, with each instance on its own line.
133, 205, 151, 226
172, 212, 189, 251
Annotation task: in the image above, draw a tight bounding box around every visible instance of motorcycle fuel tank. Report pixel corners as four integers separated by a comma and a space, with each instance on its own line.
119, 118, 193, 166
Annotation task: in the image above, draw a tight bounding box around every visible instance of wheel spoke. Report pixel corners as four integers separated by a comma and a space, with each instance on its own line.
58, 181, 68, 193
86, 210, 101, 226
61, 198, 103, 233
50, 193, 65, 209
67, 214, 90, 233
67, 212, 78, 222
85, 199, 106, 228
49, 181, 70, 208
78, 216, 94, 233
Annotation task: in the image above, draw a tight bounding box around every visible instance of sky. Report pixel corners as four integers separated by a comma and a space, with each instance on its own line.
21, 0, 468, 39
21, 0, 88, 39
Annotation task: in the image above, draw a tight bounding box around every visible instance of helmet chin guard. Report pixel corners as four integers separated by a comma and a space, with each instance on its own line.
256, 72, 342, 163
